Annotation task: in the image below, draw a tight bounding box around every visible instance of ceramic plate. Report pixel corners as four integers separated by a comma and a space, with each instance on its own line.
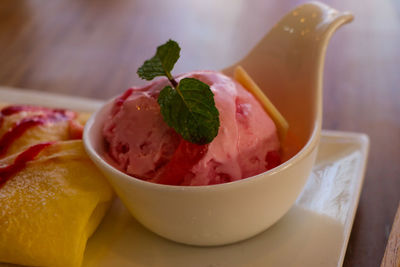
0, 87, 369, 267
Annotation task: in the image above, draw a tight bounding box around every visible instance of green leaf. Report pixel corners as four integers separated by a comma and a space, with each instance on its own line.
137, 39, 221, 144
137, 39, 180, 81
158, 78, 220, 144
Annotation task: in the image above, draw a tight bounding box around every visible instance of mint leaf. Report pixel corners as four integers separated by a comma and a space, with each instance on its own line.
137, 40, 180, 81
158, 78, 219, 144
137, 39, 220, 144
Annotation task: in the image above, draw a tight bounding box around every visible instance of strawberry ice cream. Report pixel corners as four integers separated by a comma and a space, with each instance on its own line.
103, 71, 281, 186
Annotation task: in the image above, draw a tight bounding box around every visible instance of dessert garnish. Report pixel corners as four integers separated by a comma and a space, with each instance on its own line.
234, 66, 289, 141
137, 39, 220, 145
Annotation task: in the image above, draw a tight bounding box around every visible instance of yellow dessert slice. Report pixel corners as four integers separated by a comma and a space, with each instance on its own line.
76, 111, 92, 125
0, 103, 88, 158
0, 104, 113, 267
0, 140, 113, 267
234, 65, 289, 141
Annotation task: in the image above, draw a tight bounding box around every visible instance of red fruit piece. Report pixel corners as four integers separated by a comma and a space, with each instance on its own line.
68, 120, 84, 139
265, 150, 281, 170
158, 139, 208, 185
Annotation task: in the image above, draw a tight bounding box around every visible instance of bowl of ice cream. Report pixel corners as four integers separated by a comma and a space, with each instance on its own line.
83, 2, 353, 246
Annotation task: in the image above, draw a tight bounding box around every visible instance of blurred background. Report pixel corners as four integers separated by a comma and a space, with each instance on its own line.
1, 1, 399, 266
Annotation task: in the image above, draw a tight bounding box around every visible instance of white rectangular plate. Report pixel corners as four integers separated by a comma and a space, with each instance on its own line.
0, 87, 369, 267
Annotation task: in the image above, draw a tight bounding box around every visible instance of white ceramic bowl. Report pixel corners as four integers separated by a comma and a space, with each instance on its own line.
83, 2, 353, 246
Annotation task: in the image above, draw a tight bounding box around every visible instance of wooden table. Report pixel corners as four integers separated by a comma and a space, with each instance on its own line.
1, 1, 399, 266
381, 204, 400, 266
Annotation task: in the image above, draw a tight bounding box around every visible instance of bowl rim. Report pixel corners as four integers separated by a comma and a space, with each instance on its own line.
83, 95, 320, 193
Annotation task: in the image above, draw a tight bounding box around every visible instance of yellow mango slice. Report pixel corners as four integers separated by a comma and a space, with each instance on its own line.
234, 65, 289, 141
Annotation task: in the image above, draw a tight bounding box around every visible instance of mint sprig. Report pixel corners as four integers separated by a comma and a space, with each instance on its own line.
158, 78, 219, 144
137, 40, 180, 86
137, 40, 220, 145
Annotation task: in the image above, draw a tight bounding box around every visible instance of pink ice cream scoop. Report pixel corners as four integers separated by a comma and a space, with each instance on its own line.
103, 71, 281, 186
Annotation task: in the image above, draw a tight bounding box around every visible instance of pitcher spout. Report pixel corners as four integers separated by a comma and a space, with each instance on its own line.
224, 2, 353, 158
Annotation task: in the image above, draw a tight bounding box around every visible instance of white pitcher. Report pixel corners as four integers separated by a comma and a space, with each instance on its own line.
84, 2, 354, 246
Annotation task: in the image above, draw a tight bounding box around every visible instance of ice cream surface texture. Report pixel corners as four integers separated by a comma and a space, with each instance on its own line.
103, 71, 281, 186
